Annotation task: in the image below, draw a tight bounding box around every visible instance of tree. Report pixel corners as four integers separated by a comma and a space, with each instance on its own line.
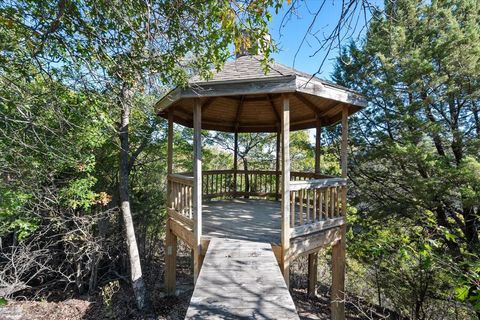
334, 0, 480, 317
1, 0, 282, 311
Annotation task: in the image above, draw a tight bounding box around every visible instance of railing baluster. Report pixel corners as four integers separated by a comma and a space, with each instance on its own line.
313, 189, 317, 222
335, 187, 340, 217
330, 187, 335, 218
290, 191, 295, 227
306, 190, 310, 223
299, 189, 304, 225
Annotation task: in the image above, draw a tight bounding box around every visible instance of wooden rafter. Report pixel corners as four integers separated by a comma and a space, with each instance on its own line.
294, 93, 320, 115
234, 95, 245, 131
267, 94, 281, 124
201, 97, 216, 113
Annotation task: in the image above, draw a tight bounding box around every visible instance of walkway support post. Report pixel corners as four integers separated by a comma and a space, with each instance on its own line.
331, 105, 348, 319
193, 99, 203, 283
165, 111, 177, 295
281, 94, 291, 286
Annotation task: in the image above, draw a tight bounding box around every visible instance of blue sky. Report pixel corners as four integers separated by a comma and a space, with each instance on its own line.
268, 1, 375, 80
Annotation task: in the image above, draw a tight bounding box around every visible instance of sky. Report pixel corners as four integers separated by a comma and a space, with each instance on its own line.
267, 0, 376, 80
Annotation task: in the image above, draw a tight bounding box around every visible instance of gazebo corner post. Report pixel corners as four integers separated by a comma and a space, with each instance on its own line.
280, 94, 291, 287
331, 105, 348, 320
165, 110, 177, 295
307, 120, 322, 297
233, 131, 238, 198
275, 129, 280, 201
193, 99, 203, 283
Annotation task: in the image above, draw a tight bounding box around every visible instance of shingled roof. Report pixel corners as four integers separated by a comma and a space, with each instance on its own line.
156, 55, 366, 133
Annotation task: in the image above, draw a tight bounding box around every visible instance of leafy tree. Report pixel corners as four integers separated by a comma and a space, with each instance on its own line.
334, 0, 480, 317
1, 0, 283, 311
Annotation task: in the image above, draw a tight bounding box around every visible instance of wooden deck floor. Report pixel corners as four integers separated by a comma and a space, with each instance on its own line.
202, 199, 281, 244
185, 238, 299, 320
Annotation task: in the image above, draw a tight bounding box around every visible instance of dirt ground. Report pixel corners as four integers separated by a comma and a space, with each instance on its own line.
0, 249, 390, 320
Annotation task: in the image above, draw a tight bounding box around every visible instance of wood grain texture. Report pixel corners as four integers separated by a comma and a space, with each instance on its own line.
185, 238, 299, 320
193, 99, 203, 282
281, 94, 291, 285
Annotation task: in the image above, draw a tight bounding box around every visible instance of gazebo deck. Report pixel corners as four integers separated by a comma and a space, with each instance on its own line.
202, 199, 282, 244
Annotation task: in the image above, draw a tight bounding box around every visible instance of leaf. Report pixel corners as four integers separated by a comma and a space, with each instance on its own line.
0, 297, 7, 306
455, 285, 469, 301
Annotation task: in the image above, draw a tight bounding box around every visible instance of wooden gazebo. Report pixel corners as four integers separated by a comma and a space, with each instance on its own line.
156, 55, 366, 319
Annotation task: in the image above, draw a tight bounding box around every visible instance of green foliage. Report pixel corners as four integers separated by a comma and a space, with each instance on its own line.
0, 188, 36, 239
335, 0, 480, 317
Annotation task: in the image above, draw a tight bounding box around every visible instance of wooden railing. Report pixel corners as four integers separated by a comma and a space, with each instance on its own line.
179, 170, 337, 199
167, 173, 194, 228
291, 171, 334, 181
203, 170, 235, 199
289, 178, 346, 238
168, 170, 346, 240
235, 170, 278, 198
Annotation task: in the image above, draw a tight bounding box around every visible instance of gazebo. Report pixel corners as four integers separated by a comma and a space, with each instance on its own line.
156, 54, 366, 319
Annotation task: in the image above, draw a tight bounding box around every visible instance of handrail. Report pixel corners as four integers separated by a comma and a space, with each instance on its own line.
168, 173, 193, 185
290, 178, 346, 191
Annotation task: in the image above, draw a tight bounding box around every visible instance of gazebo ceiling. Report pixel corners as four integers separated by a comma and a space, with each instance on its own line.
156, 55, 366, 133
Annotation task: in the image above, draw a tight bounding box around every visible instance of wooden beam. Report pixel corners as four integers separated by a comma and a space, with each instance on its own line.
331, 225, 346, 320
281, 94, 291, 286
167, 111, 174, 175
165, 219, 177, 295
290, 217, 345, 238
165, 111, 177, 295
331, 105, 348, 320
169, 218, 194, 248
341, 105, 348, 179
224, 93, 282, 102
233, 131, 238, 197
308, 252, 318, 297
289, 227, 341, 260
268, 94, 281, 124
315, 121, 321, 174
201, 97, 216, 113
275, 130, 280, 201
193, 98, 203, 283
234, 96, 245, 131
294, 92, 320, 115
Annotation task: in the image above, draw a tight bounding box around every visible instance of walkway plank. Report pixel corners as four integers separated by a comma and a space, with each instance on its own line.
185, 238, 300, 320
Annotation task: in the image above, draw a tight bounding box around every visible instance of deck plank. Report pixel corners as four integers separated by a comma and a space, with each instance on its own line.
202, 199, 282, 244
185, 238, 299, 320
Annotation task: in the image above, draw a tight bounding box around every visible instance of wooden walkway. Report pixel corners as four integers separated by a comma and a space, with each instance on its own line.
185, 238, 300, 320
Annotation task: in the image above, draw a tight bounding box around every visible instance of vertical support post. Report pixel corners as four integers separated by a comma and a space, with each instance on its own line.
308, 121, 321, 297
331, 105, 348, 320
165, 111, 177, 295
315, 120, 321, 175
233, 131, 238, 197
167, 111, 174, 176
281, 94, 291, 286
165, 220, 177, 294
275, 130, 280, 201
193, 99, 203, 283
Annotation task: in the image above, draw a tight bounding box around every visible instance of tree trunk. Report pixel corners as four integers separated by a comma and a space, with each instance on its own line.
118, 84, 150, 312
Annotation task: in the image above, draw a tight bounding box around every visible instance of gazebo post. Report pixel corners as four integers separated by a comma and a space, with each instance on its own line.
165, 111, 177, 295
275, 130, 280, 201
281, 94, 291, 286
193, 99, 203, 283
331, 105, 348, 320
308, 120, 322, 297
233, 131, 238, 198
